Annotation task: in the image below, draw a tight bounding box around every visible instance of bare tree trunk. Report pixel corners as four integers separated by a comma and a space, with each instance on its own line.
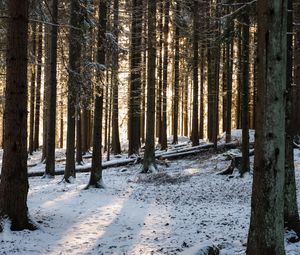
236, 25, 242, 129
0, 0, 36, 231
29, 21, 36, 155
191, 0, 199, 147
128, 0, 142, 156
160, 0, 170, 150
183, 74, 188, 137
45, 0, 58, 177
42, 20, 50, 162
140, 7, 147, 145
247, 0, 287, 253
222, 46, 227, 134
199, 48, 205, 139
172, 1, 180, 145
34, 22, 42, 151
86, 0, 107, 189
241, 9, 250, 176
225, 40, 233, 143
111, 0, 121, 154
64, 0, 83, 182
293, 0, 300, 135
107, 74, 112, 161
142, 0, 157, 173
76, 115, 83, 164
156, 0, 163, 141
284, 0, 300, 235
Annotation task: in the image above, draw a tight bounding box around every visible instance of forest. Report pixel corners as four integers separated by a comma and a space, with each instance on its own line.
0, 0, 300, 254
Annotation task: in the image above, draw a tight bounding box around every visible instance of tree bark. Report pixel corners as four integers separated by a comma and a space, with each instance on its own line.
142, 0, 157, 173
199, 48, 205, 139
247, 0, 287, 253
64, 0, 83, 182
0, 0, 36, 231
76, 115, 83, 164
236, 24, 242, 129
29, 21, 36, 155
128, 0, 143, 156
34, 22, 42, 151
111, 0, 121, 155
86, 0, 107, 188
160, 0, 170, 150
241, 8, 250, 176
293, 0, 300, 135
172, 1, 180, 145
284, 0, 300, 236
156, 0, 163, 142
191, 0, 199, 147
45, 0, 58, 177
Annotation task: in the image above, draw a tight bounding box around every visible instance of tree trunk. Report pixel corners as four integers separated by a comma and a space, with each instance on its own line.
29, 21, 36, 155
76, 115, 83, 164
207, 3, 220, 149
34, 22, 42, 151
172, 1, 180, 145
222, 46, 227, 134
142, 0, 157, 173
225, 40, 233, 143
160, 0, 170, 150
45, 0, 58, 177
42, 20, 50, 162
293, 0, 300, 135
128, 0, 142, 156
59, 95, 64, 148
284, 0, 300, 235
86, 0, 107, 189
64, 0, 83, 182
236, 24, 242, 129
247, 0, 287, 254
111, 0, 121, 155
191, 0, 199, 147
156, 0, 163, 141
240, 9, 250, 176
0, 0, 36, 231
183, 74, 188, 137
199, 48, 205, 139
140, 9, 147, 143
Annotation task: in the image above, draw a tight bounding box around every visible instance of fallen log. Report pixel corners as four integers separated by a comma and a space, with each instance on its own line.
27, 157, 140, 177
157, 142, 240, 160
0, 142, 244, 178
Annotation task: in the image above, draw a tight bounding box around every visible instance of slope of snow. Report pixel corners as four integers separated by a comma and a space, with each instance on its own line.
0, 149, 300, 254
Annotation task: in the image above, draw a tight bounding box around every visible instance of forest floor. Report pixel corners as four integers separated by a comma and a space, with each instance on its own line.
0, 130, 300, 255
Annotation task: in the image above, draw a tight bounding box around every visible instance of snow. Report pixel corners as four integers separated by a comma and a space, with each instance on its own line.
0, 132, 300, 254
220, 129, 255, 144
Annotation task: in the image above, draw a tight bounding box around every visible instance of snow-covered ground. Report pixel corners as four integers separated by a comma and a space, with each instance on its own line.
0, 131, 298, 254
1, 145, 300, 254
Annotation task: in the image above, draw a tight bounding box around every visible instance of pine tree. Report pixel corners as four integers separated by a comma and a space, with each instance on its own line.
284, 0, 300, 236
0, 0, 36, 231
142, 0, 157, 173
64, 0, 84, 182
191, 0, 199, 147
86, 0, 107, 189
247, 0, 287, 253
45, 0, 58, 177
128, 0, 143, 156
160, 0, 170, 150
111, 0, 121, 155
